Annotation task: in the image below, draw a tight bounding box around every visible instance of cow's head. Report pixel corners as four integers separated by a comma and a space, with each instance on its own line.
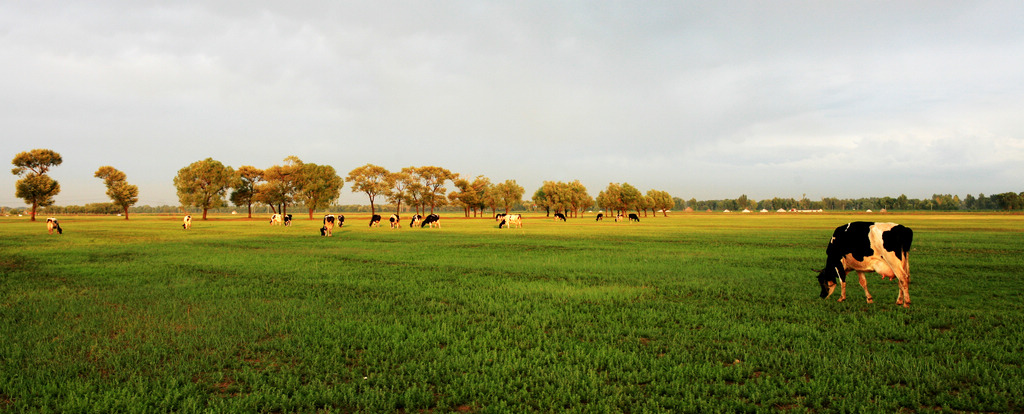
815, 260, 845, 299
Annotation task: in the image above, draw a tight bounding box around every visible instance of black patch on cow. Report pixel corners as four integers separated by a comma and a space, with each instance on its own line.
826, 222, 874, 262
596, 213, 603, 221
628, 213, 640, 222
320, 227, 327, 236
338, 215, 345, 226
555, 213, 566, 221
882, 225, 913, 261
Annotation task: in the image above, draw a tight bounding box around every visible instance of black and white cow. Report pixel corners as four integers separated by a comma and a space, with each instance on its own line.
420, 213, 440, 228
554, 213, 566, 221
595, 212, 604, 221
614, 214, 624, 222
499, 214, 522, 229
816, 222, 914, 307
628, 213, 640, 222
322, 214, 337, 236
337, 215, 345, 227
369, 214, 382, 227
410, 214, 423, 228
270, 214, 283, 225
46, 217, 63, 235
182, 215, 192, 230
389, 214, 401, 229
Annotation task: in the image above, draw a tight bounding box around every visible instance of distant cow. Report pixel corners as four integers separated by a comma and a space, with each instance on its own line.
816, 222, 914, 307
389, 214, 401, 229
410, 214, 423, 228
628, 213, 640, 222
322, 214, 337, 236
554, 213, 566, 221
182, 215, 192, 230
614, 214, 624, 222
369, 214, 382, 227
595, 213, 604, 221
499, 214, 522, 229
337, 215, 345, 227
270, 214, 293, 226
421, 213, 440, 228
46, 217, 62, 235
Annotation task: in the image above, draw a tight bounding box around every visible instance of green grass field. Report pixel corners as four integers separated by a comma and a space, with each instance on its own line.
2, 212, 1023, 412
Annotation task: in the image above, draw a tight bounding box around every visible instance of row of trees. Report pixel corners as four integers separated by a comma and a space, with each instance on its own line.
11, 149, 139, 221
679, 193, 1024, 212
11, 149, 1024, 220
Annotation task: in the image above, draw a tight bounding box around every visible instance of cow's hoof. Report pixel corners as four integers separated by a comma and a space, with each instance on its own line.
866, 298, 874, 304
837, 297, 846, 303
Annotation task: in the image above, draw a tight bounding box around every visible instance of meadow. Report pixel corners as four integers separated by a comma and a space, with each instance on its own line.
1, 212, 1022, 413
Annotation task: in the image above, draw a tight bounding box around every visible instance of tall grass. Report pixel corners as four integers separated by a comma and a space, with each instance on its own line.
1, 213, 1022, 412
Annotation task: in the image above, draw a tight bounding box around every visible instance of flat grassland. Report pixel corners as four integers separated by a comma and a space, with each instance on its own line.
1, 212, 1022, 412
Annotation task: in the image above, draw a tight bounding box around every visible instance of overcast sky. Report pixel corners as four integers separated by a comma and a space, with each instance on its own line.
3, 1, 1022, 207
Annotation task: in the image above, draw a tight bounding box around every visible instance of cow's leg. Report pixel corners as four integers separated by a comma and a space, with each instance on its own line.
858, 272, 873, 303
837, 280, 848, 302
895, 275, 910, 308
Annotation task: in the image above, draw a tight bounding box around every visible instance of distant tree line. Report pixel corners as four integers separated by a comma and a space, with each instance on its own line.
9, 149, 1024, 218
673, 193, 1024, 212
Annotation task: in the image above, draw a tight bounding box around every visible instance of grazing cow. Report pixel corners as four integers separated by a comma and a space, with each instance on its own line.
270, 214, 283, 225
182, 215, 192, 230
595, 213, 604, 221
389, 214, 401, 229
369, 214, 382, 227
337, 215, 345, 227
554, 213, 566, 221
816, 222, 914, 308
420, 213, 440, 228
628, 213, 640, 222
322, 215, 337, 236
283, 214, 293, 226
46, 217, 63, 235
614, 214, 624, 222
499, 213, 522, 229
410, 214, 423, 228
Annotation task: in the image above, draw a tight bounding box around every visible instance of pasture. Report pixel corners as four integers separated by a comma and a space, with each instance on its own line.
1, 212, 1022, 412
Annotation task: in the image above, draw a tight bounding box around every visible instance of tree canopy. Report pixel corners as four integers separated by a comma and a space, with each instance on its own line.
347, 164, 391, 216
173, 158, 235, 220
94, 166, 139, 219
11, 149, 63, 221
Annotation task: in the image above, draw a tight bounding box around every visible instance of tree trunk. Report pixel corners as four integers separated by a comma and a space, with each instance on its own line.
30, 202, 38, 221
123, 206, 130, 219
247, 202, 253, 219
202, 208, 208, 220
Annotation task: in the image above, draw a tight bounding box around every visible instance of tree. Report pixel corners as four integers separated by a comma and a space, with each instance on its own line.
493, 179, 525, 214
566, 180, 593, 217
448, 175, 493, 218
11, 149, 63, 221
230, 166, 263, 218
257, 157, 303, 215
297, 162, 344, 219
173, 158, 235, 220
647, 190, 673, 216
94, 166, 139, 219
385, 170, 414, 215
347, 164, 392, 216
620, 183, 643, 215
415, 166, 457, 214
